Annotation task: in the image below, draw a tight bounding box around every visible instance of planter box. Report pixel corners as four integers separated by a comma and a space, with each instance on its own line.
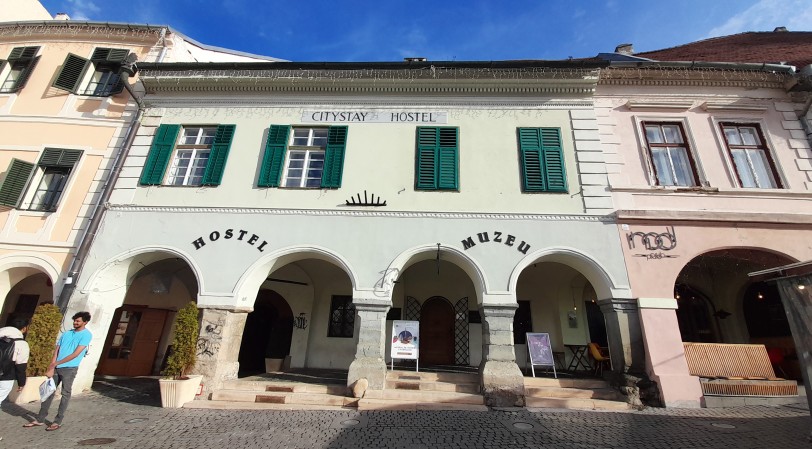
159, 375, 203, 408
8, 376, 48, 404
265, 358, 284, 373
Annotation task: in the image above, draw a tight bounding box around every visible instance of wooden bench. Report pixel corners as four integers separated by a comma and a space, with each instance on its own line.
683, 343, 798, 397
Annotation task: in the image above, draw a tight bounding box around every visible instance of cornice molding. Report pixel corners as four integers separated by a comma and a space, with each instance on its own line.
625, 100, 694, 110
701, 102, 769, 112
599, 67, 788, 89
142, 97, 596, 109
140, 67, 600, 96
105, 204, 615, 222
0, 22, 164, 43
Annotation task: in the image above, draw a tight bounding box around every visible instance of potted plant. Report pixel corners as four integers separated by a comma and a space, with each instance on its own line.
159, 301, 202, 408
10, 303, 62, 403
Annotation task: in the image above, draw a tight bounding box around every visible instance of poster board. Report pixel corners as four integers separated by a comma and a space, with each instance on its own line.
391, 320, 420, 370
526, 332, 557, 378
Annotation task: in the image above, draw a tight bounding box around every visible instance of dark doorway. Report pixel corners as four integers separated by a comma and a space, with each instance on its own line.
238, 290, 293, 376
585, 300, 608, 347
675, 284, 720, 342
419, 296, 455, 365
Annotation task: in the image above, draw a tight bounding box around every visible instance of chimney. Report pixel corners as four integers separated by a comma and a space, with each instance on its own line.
774, 26, 788, 32
615, 43, 634, 55
53, 12, 71, 20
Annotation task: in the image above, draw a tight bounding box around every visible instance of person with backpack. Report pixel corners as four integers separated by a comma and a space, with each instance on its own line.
0, 318, 31, 402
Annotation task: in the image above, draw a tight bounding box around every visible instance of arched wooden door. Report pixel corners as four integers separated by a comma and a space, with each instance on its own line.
419, 296, 455, 365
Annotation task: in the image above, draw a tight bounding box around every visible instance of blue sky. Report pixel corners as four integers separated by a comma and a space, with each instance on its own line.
39, 0, 812, 62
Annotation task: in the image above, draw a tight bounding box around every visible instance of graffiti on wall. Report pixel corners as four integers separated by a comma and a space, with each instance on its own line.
196, 317, 224, 358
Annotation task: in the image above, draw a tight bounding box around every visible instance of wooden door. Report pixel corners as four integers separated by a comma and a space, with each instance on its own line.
98, 307, 168, 376
419, 297, 455, 365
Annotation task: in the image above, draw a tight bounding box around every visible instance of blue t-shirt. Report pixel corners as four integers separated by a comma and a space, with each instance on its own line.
56, 329, 92, 368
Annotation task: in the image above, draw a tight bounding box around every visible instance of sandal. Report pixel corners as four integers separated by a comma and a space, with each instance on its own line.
23, 421, 44, 428
46, 423, 61, 431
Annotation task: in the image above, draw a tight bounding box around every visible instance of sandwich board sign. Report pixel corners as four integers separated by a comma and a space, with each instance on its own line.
526, 332, 557, 378
391, 320, 420, 371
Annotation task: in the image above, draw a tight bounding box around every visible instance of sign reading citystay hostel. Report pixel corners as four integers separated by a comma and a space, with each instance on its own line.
302, 110, 448, 124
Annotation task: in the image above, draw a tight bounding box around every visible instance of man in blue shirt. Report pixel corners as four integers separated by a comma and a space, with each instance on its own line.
24, 311, 92, 431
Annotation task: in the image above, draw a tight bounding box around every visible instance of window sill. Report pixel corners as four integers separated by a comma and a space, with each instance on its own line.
611, 185, 805, 198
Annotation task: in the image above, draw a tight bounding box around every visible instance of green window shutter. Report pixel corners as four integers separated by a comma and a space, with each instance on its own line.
540, 128, 567, 192
53, 53, 90, 93
105, 49, 130, 63
9, 47, 39, 60
257, 125, 290, 187
139, 124, 180, 185
0, 60, 5, 75
201, 124, 236, 186
519, 128, 544, 192
321, 126, 348, 188
39, 148, 82, 167
436, 127, 459, 190
415, 127, 458, 190
0, 159, 35, 208
10, 56, 40, 92
518, 128, 567, 193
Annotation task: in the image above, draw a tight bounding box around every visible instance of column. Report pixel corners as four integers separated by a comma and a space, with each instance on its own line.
598, 298, 645, 373
637, 297, 702, 408
194, 306, 249, 399
479, 303, 525, 407
347, 295, 390, 391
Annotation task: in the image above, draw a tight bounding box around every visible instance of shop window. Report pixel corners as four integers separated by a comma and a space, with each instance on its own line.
107, 309, 142, 360
513, 300, 532, 344
517, 127, 568, 192
52, 47, 129, 97
0, 46, 40, 93
0, 148, 82, 211
258, 125, 347, 188
641, 122, 698, 187
720, 123, 782, 189
415, 126, 459, 191
327, 295, 355, 338
139, 124, 236, 186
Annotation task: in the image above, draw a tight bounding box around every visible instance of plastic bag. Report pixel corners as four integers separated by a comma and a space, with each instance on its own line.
39, 378, 56, 402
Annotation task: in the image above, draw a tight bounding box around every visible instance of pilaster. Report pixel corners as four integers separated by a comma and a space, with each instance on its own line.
347, 295, 391, 391
479, 302, 525, 407
194, 305, 249, 399
597, 297, 645, 373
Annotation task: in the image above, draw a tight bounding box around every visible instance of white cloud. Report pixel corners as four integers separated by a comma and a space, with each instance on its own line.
707, 0, 812, 37
65, 0, 101, 21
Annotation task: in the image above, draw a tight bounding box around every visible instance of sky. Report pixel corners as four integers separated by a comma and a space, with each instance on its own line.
38, 0, 812, 62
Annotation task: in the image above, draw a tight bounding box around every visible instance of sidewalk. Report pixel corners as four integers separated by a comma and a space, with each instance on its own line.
0, 377, 809, 448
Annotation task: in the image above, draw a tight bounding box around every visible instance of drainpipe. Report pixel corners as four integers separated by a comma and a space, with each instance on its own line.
56, 67, 144, 313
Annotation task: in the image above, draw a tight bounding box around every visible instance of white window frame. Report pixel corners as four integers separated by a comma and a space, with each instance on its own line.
710, 117, 787, 189
281, 127, 328, 189
164, 127, 216, 186
83, 67, 121, 97
0, 60, 26, 92
633, 116, 706, 187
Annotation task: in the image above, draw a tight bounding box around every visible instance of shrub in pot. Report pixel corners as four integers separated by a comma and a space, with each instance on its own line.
159, 302, 202, 408
10, 303, 62, 403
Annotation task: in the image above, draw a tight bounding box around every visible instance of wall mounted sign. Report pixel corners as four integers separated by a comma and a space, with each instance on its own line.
461, 231, 531, 254
627, 226, 678, 260
192, 229, 269, 252
302, 110, 447, 124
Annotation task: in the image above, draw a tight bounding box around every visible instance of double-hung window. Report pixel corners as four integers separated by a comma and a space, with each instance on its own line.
0, 46, 40, 93
327, 295, 355, 338
258, 125, 348, 189
518, 127, 567, 192
720, 123, 782, 189
415, 127, 459, 190
53, 47, 129, 97
139, 124, 236, 186
641, 122, 698, 187
0, 148, 82, 212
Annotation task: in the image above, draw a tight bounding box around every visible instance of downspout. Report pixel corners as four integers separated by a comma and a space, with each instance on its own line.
56, 73, 144, 313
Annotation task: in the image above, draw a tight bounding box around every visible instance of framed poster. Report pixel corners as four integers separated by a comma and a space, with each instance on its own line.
526, 332, 557, 378
391, 320, 420, 370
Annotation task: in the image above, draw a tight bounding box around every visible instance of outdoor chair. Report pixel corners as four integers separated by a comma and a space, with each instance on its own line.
588, 342, 611, 376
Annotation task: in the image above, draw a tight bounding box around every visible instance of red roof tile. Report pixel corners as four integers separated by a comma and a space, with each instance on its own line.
635, 31, 812, 69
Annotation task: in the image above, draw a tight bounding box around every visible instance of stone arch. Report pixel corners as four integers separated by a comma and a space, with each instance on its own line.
0, 253, 60, 287
234, 245, 358, 308
384, 244, 488, 303
509, 246, 630, 300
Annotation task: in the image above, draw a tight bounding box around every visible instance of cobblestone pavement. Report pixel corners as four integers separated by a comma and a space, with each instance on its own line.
0, 378, 809, 448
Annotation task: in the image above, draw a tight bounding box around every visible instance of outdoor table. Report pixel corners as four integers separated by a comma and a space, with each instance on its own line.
565, 344, 592, 372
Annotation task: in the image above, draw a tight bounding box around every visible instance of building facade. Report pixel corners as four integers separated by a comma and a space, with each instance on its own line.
61, 60, 643, 405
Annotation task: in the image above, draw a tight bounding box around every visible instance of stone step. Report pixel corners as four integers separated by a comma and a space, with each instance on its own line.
212, 388, 356, 407
365, 388, 485, 405
385, 379, 480, 394
525, 386, 625, 401
386, 370, 479, 384
525, 396, 631, 411
184, 400, 354, 411
220, 380, 345, 395
357, 398, 489, 411
523, 377, 609, 389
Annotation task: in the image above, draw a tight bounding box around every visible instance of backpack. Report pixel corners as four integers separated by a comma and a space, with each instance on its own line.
0, 336, 18, 377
